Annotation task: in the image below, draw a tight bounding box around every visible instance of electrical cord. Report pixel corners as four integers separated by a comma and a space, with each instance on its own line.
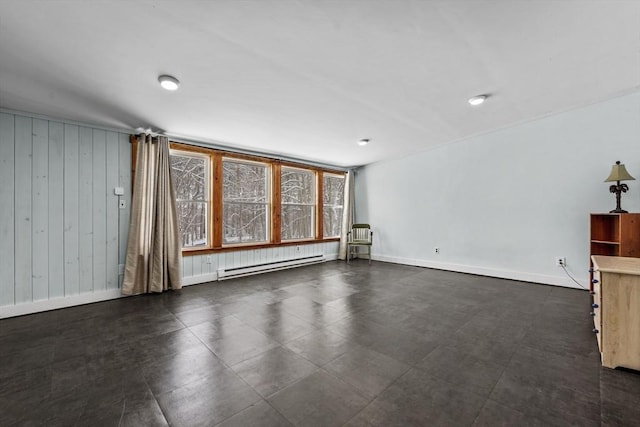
560, 263, 588, 290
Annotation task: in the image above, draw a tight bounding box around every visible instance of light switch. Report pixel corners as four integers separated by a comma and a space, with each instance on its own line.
114, 187, 125, 196
119, 200, 126, 209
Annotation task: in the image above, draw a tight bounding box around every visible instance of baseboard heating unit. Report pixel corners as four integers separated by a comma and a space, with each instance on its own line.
217, 254, 325, 280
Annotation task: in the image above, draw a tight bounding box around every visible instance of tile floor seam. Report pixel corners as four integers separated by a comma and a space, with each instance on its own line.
270, 368, 374, 427
343, 364, 420, 426
487, 363, 603, 424
469, 399, 491, 427
284, 334, 354, 368
191, 313, 279, 367
325, 350, 413, 401
183, 321, 253, 396
142, 374, 171, 427
229, 346, 324, 400
467, 320, 530, 424
264, 399, 296, 427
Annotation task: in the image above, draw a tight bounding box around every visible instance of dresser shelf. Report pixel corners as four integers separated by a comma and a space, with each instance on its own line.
589, 213, 640, 289
590, 213, 640, 257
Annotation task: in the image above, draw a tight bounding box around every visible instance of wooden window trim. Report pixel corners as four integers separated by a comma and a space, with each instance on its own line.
212, 155, 223, 248
272, 162, 282, 244
170, 148, 213, 251
317, 171, 324, 240
130, 135, 345, 256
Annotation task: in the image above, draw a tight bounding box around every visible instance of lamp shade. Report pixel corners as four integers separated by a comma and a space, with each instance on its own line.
605, 161, 635, 182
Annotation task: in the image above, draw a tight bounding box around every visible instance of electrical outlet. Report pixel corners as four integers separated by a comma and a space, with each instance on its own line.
556, 257, 566, 267
205, 255, 212, 264
435, 247, 440, 254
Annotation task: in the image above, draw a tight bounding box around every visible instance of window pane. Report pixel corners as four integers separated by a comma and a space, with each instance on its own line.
176, 201, 207, 247
281, 167, 315, 241
171, 151, 210, 249
323, 174, 345, 238
223, 161, 268, 202
282, 205, 314, 240
223, 203, 268, 243
282, 168, 314, 204
222, 159, 269, 245
323, 206, 343, 238
323, 175, 345, 206
171, 154, 207, 201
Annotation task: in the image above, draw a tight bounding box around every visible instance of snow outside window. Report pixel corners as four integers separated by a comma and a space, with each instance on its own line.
281, 167, 315, 241
170, 150, 210, 248
323, 173, 344, 238
222, 159, 270, 244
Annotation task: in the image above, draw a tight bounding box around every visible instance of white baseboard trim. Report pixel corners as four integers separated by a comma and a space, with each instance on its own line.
182, 272, 219, 286
0, 289, 123, 319
372, 255, 587, 289
1, 258, 342, 319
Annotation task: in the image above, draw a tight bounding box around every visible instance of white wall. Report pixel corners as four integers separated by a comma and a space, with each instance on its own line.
355, 91, 640, 288
0, 110, 340, 318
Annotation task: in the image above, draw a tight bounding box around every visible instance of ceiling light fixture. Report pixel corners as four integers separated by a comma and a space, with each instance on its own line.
358, 138, 370, 146
158, 75, 180, 91
468, 94, 488, 106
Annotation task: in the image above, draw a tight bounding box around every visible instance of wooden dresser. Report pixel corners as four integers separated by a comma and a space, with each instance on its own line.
591, 255, 640, 370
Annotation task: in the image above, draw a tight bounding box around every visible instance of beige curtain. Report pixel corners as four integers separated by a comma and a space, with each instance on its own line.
338, 170, 355, 260
122, 134, 182, 295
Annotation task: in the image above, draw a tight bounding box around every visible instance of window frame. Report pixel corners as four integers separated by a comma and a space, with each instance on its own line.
280, 165, 317, 242
130, 136, 345, 255
322, 172, 346, 239
169, 146, 214, 252
221, 157, 271, 247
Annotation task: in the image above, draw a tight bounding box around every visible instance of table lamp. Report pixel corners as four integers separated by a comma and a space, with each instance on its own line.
605, 161, 635, 213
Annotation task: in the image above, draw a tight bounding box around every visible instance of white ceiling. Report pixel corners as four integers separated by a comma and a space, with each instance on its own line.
1, 0, 639, 167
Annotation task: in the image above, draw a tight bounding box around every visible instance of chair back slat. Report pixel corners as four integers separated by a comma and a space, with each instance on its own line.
350, 224, 371, 243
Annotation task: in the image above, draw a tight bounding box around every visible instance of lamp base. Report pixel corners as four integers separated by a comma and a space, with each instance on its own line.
609, 208, 629, 214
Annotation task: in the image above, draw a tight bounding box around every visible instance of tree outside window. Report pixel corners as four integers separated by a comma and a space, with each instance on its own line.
323, 173, 345, 238
223, 159, 269, 244
281, 167, 315, 240
170, 151, 210, 248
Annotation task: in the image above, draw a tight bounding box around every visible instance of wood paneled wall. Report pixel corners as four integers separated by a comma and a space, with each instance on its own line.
0, 111, 341, 317
0, 112, 131, 307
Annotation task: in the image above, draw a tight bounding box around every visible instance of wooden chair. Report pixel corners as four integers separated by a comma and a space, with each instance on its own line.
347, 223, 373, 264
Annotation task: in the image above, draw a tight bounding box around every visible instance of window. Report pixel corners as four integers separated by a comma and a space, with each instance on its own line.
281, 167, 316, 240
223, 158, 270, 244
323, 173, 345, 238
139, 137, 346, 252
170, 150, 210, 248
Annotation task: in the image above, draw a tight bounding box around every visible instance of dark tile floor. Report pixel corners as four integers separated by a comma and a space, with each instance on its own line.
1, 260, 639, 426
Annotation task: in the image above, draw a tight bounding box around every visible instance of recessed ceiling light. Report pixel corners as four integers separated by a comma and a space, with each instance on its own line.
358, 138, 370, 146
468, 95, 488, 106
158, 75, 180, 91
